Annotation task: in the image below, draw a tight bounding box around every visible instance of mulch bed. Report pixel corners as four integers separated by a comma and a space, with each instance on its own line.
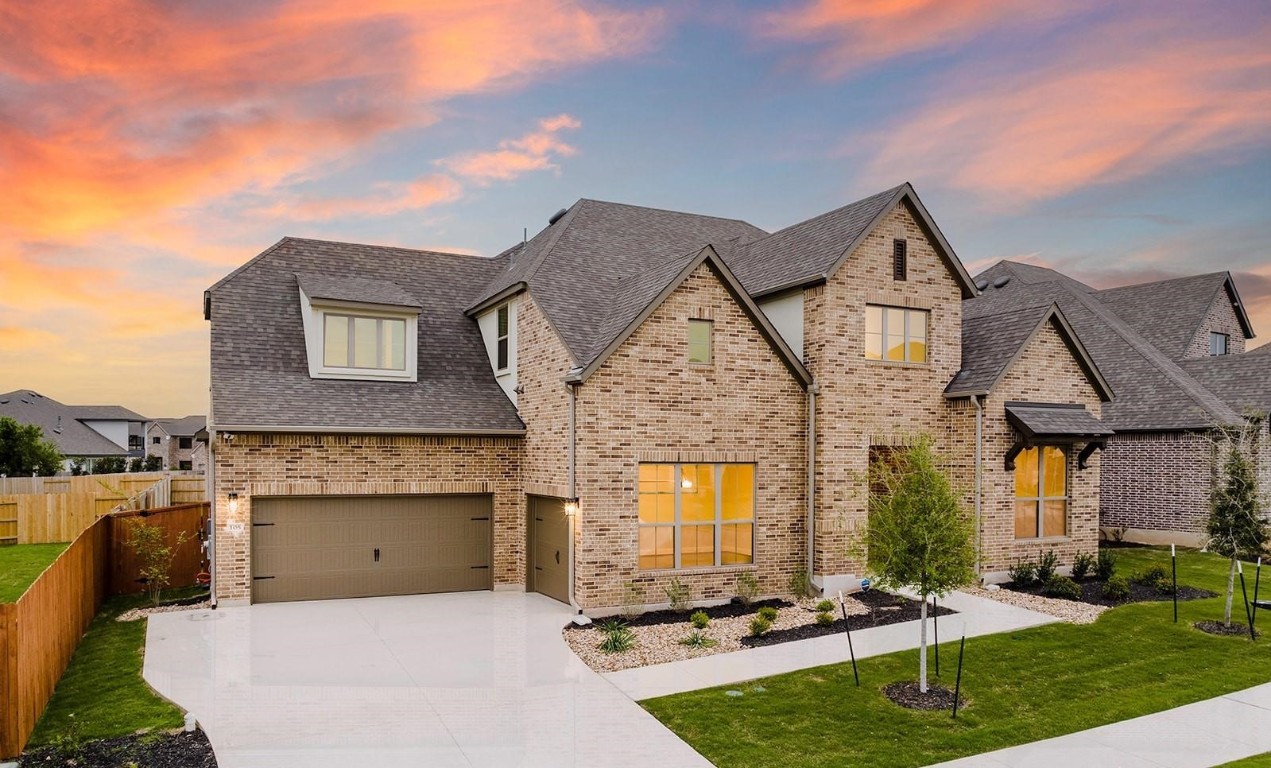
21, 728, 217, 767
883, 681, 965, 711
1194, 620, 1260, 638
610, 597, 790, 627
740, 590, 956, 648
1003, 578, 1216, 608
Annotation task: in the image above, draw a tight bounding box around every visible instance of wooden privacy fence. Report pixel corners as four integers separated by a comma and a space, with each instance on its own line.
0, 502, 208, 758
0, 474, 205, 545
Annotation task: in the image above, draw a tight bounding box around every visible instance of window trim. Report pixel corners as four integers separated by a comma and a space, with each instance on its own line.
893, 239, 908, 281
1210, 331, 1229, 356
300, 293, 419, 382
638, 463, 756, 570
687, 318, 713, 365
495, 304, 510, 372
1014, 445, 1069, 540
864, 304, 929, 363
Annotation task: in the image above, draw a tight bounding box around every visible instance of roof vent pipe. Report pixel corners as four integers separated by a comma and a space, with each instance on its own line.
548, 208, 568, 226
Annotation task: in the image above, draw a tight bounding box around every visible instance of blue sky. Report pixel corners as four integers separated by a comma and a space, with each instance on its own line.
1, 0, 1267, 415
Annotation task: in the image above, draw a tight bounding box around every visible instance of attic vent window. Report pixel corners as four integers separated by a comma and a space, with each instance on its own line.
1210, 332, 1229, 356
892, 239, 908, 281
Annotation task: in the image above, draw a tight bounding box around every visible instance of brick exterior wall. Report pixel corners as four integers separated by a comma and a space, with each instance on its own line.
516, 296, 573, 499
573, 261, 807, 610
1183, 292, 1247, 358
212, 433, 522, 602
976, 320, 1103, 576
803, 201, 964, 581
1100, 431, 1218, 538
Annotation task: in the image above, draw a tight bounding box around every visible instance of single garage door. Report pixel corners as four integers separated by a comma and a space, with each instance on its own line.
251, 495, 491, 604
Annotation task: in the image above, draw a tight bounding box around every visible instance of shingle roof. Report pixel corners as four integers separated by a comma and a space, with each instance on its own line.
1005, 402, 1114, 439
1096, 273, 1242, 360
295, 272, 421, 309
208, 238, 522, 434
727, 183, 978, 299
68, 405, 148, 421
470, 199, 768, 370
0, 390, 129, 457
965, 261, 1245, 431
152, 416, 207, 437
1179, 355, 1271, 417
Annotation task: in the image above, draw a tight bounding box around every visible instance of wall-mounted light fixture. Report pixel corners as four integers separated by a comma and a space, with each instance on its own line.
227, 492, 239, 515
564, 498, 579, 517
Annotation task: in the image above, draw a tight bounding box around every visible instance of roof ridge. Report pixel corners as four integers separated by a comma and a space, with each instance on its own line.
1062, 283, 1241, 424
1096, 271, 1229, 295
754, 183, 905, 242
577, 197, 764, 229
279, 236, 490, 260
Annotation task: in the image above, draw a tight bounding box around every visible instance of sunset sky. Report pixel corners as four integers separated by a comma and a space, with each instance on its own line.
1, 0, 1268, 418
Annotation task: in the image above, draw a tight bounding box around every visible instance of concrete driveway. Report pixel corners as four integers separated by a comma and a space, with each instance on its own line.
143, 592, 712, 768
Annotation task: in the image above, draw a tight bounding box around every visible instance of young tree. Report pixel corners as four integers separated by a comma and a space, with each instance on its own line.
125, 520, 192, 606
1207, 441, 1267, 627
864, 436, 977, 692
142, 455, 163, 472
0, 416, 63, 477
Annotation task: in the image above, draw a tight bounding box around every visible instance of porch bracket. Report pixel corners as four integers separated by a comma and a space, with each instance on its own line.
1078, 440, 1104, 470
1004, 437, 1028, 472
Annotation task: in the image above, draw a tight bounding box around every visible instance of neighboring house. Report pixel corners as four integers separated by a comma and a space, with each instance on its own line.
0, 390, 149, 472
968, 263, 1268, 545
147, 416, 209, 472
207, 184, 1115, 609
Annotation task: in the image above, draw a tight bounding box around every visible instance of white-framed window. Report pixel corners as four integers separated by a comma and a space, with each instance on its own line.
496, 304, 510, 371
865, 305, 928, 363
688, 319, 712, 364
299, 292, 418, 382
1014, 445, 1067, 539
638, 463, 755, 569
1210, 332, 1229, 356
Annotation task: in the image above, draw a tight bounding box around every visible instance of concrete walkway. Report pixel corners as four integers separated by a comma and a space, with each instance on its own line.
604, 589, 1055, 700
927, 682, 1271, 767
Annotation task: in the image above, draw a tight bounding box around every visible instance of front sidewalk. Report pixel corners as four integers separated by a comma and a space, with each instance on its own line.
604, 589, 1055, 701
926, 682, 1271, 767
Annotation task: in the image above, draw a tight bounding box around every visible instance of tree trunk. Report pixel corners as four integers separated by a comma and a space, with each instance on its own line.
1226, 557, 1237, 627
919, 596, 928, 693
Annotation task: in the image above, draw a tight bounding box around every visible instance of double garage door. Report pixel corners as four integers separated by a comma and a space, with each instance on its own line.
251, 495, 491, 604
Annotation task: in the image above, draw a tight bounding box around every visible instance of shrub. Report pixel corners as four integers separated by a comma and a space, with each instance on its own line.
757, 605, 779, 622
678, 630, 718, 649
128, 457, 144, 473
1132, 565, 1168, 585
815, 611, 835, 627
1096, 549, 1117, 580
815, 598, 835, 613
1008, 559, 1038, 587
749, 616, 772, 637
1036, 550, 1060, 583
787, 567, 814, 600
597, 619, 636, 654
1042, 575, 1083, 601
665, 578, 692, 612
736, 572, 760, 606
142, 455, 163, 472
1103, 575, 1131, 601
1071, 552, 1096, 580
690, 610, 710, 630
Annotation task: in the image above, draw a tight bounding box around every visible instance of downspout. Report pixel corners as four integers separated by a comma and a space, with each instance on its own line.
807, 380, 818, 591
973, 394, 983, 581
566, 381, 582, 615
207, 423, 217, 609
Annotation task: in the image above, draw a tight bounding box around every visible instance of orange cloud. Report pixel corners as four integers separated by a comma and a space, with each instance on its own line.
856, 14, 1271, 205
760, 0, 1081, 75
269, 174, 465, 221
439, 114, 582, 183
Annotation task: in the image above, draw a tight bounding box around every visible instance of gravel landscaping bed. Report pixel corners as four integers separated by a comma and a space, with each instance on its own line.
965, 586, 1109, 624
565, 591, 956, 673
1001, 579, 1216, 608
21, 728, 217, 767
116, 594, 211, 623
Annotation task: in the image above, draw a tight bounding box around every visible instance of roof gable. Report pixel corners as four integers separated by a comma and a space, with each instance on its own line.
0, 390, 129, 457
567, 246, 811, 388
728, 183, 978, 299
1096, 272, 1254, 358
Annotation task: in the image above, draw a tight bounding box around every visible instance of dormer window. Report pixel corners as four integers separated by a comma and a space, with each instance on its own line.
296, 273, 419, 382
1210, 332, 1229, 356
496, 305, 510, 371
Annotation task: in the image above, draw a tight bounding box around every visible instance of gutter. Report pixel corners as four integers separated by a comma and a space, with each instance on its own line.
212, 425, 526, 437
973, 394, 983, 580
206, 421, 218, 609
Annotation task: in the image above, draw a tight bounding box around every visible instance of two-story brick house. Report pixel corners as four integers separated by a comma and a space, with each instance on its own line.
206, 184, 1115, 609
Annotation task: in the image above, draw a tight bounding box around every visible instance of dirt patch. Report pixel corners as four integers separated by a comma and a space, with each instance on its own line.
21, 728, 217, 767
882, 681, 965, 711
1194, 620, 1259, 638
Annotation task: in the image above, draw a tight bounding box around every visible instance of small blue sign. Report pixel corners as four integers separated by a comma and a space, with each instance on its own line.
860, 578, 872, 593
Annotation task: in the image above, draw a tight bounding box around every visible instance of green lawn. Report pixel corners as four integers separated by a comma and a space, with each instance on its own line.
27, 589, 203, 747
0, 543, 69, 602
1220, 756, 1271, 767
644, 547, 1271, 768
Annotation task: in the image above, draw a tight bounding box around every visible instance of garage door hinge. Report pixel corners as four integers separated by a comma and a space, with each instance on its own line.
470, 565, 489, 569
251, 522, 275, 527
252, 576, 275, 581
470, 516, 490, 521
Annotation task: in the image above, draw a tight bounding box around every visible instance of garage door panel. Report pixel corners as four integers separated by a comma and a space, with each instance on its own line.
252, 495, 492, 603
